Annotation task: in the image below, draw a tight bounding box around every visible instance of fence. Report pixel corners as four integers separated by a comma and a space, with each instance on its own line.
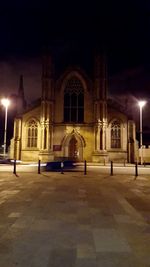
9, 159, 150, 178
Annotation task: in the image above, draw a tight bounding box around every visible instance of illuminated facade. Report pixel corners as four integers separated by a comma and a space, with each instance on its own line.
10, 55, 136, 163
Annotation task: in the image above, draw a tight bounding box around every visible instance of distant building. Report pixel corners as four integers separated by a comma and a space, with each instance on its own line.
10, 54, 136, 163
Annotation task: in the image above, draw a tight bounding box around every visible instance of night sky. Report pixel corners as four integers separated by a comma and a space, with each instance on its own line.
0, 0, 150, 146
0, 1, 149, 99
0, 0, 149, 68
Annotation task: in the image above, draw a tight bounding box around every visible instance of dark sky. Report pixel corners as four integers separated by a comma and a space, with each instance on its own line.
0, 0, 150, 145
0, 0, 149, 100
0, 0, 149, 65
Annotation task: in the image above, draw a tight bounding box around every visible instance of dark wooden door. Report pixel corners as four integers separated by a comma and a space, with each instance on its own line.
69, 136, 78, 160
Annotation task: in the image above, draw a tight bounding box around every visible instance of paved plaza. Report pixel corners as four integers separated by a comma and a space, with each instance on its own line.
0, 170, 150, 266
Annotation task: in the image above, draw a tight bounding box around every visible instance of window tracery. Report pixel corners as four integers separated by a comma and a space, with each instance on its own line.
111, 120, 121, 148
27, 119, 38, 148
64, 77, 84, 123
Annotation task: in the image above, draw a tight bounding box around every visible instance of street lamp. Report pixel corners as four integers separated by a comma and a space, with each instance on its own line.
1, 98, 10, 157
138, 100, 146, 165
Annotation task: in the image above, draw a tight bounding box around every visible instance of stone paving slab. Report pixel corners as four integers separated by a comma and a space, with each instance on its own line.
93, 228, 131, 252
0, 172, 149, 266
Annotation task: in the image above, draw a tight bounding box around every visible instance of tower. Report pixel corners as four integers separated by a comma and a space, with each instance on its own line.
39, 54, 54, 161
92, 53, 108, 162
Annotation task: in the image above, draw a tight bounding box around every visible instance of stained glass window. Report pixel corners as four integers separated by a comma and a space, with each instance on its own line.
64, 77, 84, 123
111, 120, 121, 148
27, 120, 38, 148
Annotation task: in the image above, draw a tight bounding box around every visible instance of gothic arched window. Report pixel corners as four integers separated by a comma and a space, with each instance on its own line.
27, 120, 38, 148
111, 120, 121, 148
64, 77, 84, 123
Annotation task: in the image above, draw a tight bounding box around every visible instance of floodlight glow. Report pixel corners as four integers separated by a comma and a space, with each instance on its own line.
138, 100, 146, 165
1, 98, 10, 108
1, 98, 10, 157
138, 101, 146, 108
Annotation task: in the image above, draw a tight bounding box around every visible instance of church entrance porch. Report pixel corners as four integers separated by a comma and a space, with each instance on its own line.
68, 136, 79, 161
62, 130, 85, 162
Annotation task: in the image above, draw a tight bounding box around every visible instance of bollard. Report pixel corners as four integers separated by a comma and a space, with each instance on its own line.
144, 161, 146, 167
13, 159, 16, 175
135, 162, 138, 178
84, 160, 87, 175
124, 159, 126, 167
38, 160, 41, 174
61, 162, 64, 174
110, 161, 113, 176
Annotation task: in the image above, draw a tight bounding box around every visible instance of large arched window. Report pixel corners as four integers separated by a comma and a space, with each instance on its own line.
64, 77, 84, 123
27, 119, 38, 148
111, 120, 121, 148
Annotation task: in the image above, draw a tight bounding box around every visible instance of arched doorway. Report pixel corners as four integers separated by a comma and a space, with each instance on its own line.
62, 130, 86, 161
68, 136, 79, 161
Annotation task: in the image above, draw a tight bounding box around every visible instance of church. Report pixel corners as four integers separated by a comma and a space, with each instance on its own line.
10, 53, 136, 163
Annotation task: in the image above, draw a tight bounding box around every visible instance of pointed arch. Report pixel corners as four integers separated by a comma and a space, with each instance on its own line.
110, 119, 121, 149
56, 68, 92, 93
108, 117, 125, 128
24, 117, 40, 126
61, 130, 86, 161
63, 76, 84, 123
26, 118, 39, 148
61, 129, 86, 147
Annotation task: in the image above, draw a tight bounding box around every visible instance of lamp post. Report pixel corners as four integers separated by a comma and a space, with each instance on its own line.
1, 98, 10, 157
138, 100, 146, 165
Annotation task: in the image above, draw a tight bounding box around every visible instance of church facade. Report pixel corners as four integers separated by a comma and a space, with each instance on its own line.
10, 54, 136, 163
